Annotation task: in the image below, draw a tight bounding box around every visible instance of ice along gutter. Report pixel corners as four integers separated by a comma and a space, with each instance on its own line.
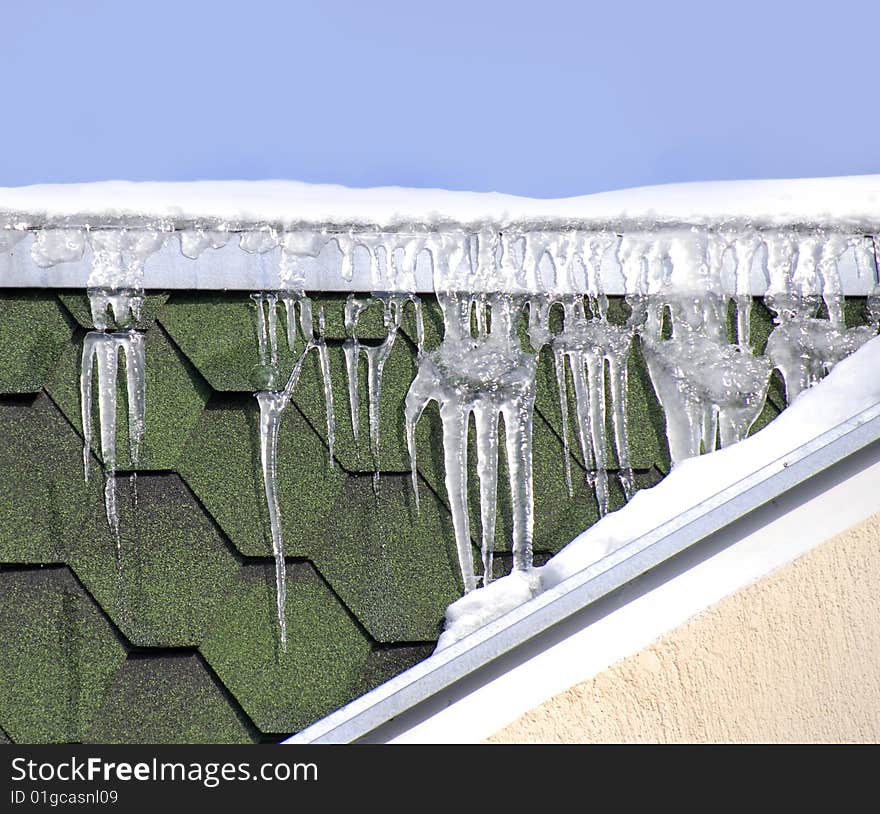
2, 176, 880, 293
285, 401, 880, 744
1, 223, 878, 294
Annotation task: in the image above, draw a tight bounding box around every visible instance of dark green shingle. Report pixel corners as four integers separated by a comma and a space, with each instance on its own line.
309, 473, 462, 642
0, 567, 128, 743
0, 293, 72, 393
85, 653, 256, 744
67, 473, 240, 648
0, 395, 109, 564
178, 394, 345, 558
2, 288, 869, 744
200, 561, 373, 733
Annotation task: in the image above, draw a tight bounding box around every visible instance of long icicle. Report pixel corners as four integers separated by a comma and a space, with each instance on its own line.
474, 403, 499, 584
553, 347, 574, 497
255, 291, 330, 652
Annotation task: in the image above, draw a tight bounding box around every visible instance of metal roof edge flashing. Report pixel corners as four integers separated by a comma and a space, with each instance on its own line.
2, 222, 878, 295
285, 401, 880, 743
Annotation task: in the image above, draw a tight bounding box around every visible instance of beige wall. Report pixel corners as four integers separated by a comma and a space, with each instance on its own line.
490, 513, 880, 743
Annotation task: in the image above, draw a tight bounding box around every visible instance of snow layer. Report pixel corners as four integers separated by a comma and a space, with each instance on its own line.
3, 175, 880, 231
436, 331, 880, 650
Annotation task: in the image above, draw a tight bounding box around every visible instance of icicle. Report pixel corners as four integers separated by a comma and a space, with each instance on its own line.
316, 310, 336, 466
341, 294, 412, 484
253, 300, 327, 652
412, 297, 425, 354
501, 397, 534, 572
342, 340, 361, 442
280, 296, 338, 468
266, 294, 279, 368
334, 233, 357, 282
818, 234, 848, 331
548, 292, 634, 514
282, 295, 300, 354
616, 232, 773, 467
256, 390, 289, 650
364, 341, 389, 484
439, 399, 476, 592
87, 288, 145, 330
762, 231, 876, 401
607, 354, 634, 499
79, 231, 158, 568
343, 295, 365, 442
732, 233, 761, 350
122, 331, 146, 468
473, 403, 499, 583
585, 354, 609, 515
80, 328, 146, 537
405, 292, 537, 589
584, 232, 616, 320
404, 384, 424, 514
250, 293, 272, 370
553, 347, 573, 497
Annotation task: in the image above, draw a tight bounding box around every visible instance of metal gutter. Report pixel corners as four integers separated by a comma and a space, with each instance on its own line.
285, 401, 880, 743
0, 227, 877, 295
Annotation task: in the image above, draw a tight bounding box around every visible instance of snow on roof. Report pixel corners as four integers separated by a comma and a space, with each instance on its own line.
437, 331, 880, 649
2, 174, 880, 230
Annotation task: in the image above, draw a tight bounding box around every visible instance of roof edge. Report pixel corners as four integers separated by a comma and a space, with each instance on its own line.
284, 402, 880, 743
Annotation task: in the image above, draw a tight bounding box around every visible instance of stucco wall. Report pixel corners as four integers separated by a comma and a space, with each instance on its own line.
489, 513, 880, 743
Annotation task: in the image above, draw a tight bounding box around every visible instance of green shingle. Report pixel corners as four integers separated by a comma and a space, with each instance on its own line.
45, 324, 210, 470
0, 293, 73, 393
349, 644, 435, 701
310, 473, 462, 642
200, 561, 372, 733
85, 654, 256, 744
0, 395, 109, 564
67, 473, 240, 648
158, 293, 268, 392
314, 294, 412, 340
0, 567, 128, 743
3, 285, 873, 744
178, 394, 345, 558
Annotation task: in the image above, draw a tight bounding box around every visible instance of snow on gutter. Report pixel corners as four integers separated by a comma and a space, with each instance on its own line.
2, 175, 880, 230
1, 175, 880, 292
285, 336, 880, 743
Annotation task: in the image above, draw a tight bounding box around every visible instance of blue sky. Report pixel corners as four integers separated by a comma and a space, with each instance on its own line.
2, 1, 878, 196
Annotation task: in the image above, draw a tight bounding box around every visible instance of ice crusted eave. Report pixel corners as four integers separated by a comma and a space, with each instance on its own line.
3, 175, 880, 232
436, 332, 880, 650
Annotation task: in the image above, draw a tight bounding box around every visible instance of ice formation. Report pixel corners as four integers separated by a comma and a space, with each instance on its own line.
617, 231, 774, 465
252, 290, 335, 650
77, 229, 164, 539
406, 290, 537, 590
80, 327, 146, 536
6, 183, 876, 647
762, 231, 877, 401
344, 292, 419, 485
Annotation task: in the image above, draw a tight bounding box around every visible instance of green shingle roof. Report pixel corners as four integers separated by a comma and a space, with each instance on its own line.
4, 290, 867, 743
